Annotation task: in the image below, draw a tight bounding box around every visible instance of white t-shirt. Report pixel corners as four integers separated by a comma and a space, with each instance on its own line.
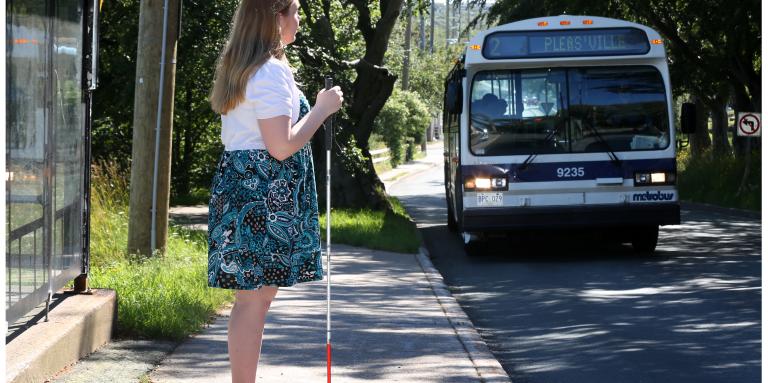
221, 57, 301, 151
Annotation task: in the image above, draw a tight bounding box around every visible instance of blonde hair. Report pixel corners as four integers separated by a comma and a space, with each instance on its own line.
210, 0, 293, 115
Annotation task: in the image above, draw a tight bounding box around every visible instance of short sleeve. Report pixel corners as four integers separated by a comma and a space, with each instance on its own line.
245, 59, 293, 120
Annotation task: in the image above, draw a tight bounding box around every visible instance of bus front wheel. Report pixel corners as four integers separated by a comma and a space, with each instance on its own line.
462, 232, 487, 257
631, 225, 659, 253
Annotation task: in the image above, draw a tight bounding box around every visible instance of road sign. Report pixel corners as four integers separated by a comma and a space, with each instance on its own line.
737, 112, 761, 137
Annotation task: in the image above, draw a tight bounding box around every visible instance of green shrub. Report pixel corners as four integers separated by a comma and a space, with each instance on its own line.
677, 149, 761, 211
375, 89, 431, 167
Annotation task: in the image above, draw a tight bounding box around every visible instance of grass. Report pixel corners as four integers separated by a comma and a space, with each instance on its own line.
319, 197, 421, 254
87, 226, 234, 340
79, 161, 421, 340
677, 148, 761, 211
77, 161, 233, 340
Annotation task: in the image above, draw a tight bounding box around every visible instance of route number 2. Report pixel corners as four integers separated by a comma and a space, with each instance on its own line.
557, 167, 585, 178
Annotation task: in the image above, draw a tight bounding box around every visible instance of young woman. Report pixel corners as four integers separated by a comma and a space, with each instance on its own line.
207, 0, 343, 381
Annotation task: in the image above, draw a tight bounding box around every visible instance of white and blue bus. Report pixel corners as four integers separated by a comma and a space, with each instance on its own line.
443, 16, 696, 254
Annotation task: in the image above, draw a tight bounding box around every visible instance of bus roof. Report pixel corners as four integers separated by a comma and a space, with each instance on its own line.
465, 15, 666, 65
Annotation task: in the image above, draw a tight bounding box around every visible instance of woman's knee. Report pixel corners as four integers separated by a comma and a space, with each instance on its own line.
235, 286, 279, 307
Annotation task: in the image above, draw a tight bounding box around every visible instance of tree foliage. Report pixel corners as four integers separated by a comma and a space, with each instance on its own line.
172, 0, 239, 196
294, 0, 407, 211
481, 0, 761, 156
91, 0, 140, 168
92, 0, 236, 199
375, 88, 431, 166
95, 0, 460, 210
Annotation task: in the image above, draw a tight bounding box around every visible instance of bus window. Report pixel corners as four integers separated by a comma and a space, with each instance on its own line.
568, 66, 669, 152
469, 69, 568, 156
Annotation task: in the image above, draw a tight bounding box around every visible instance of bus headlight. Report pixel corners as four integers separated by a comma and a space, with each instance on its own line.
475, 178, 492, 189
634, 172, 675, 186
650, 172, 666, 183
465, 177, 507, 191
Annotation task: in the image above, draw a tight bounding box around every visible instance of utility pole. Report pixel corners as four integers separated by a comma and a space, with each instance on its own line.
457, 0, 461, 42
429, 0, 435, 53
419, 7, 425, 51
464, 2, 468, 40
445, 0, 450, 48
402, 0, 412, 90
128, 0, 181, 257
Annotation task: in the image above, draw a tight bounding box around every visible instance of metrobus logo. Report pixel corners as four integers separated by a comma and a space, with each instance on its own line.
632, 191, 674, 202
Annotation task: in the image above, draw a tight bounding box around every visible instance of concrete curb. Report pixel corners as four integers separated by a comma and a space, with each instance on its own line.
6, 289, 117, 383
415, 247, 511, 383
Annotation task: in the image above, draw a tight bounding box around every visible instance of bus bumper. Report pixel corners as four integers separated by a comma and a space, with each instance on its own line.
462, 203, 680, 231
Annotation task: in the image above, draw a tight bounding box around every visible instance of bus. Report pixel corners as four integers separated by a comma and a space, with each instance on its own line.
442, 15, 696, 255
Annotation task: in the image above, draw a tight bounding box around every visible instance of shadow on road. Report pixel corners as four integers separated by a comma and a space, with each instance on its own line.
409, 195, 761, 383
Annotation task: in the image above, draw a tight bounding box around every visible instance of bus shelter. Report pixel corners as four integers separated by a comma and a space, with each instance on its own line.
6, 0, 97, 327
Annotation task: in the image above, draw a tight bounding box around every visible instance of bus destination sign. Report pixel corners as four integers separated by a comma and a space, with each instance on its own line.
482, 28, 650, 59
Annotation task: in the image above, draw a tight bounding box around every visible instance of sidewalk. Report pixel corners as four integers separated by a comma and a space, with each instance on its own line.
378, 140, 444, 191
151, 244, 508, 382
49, 139, 511, 382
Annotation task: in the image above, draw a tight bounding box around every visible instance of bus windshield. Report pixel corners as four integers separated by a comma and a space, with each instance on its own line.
469, 66, 669, 156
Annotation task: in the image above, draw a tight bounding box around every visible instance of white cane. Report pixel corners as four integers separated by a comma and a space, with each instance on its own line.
324, 77, 334, 383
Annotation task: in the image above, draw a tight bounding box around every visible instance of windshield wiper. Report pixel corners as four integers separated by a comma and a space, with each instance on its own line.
516, 124, 560, 174
583, 119, 622, 167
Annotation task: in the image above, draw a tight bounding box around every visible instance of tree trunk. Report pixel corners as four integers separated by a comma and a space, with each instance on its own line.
171, 86, 192, 197
690, 95, 711, 156
430, 0, 435, 53
403, 1, 412, 91
301, 0, 404, 211
419, 7, 425, 52
179, 85, 194, 197
128, 0, 180, 257
313, 60, 398, 211
445, 0, 450, 48
709, 99, 731, 158
457, 0, 461, 41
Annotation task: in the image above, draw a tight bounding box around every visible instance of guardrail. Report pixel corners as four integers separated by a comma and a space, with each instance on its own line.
371, 148, 390, 164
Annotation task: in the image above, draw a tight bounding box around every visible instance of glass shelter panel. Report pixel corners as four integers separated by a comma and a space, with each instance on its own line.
51, 0, 84, 286
7, 0, 49, 320
6, 0, 86, 325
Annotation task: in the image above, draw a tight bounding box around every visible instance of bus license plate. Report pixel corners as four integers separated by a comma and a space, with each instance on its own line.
477, 193, 504, 207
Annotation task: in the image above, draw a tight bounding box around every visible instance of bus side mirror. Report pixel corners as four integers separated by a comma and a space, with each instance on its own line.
680, 102, 696, 134
446, 81, 463, 114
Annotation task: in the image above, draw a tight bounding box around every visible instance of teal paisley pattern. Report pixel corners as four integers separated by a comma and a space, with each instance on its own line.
208, 94, 323, 290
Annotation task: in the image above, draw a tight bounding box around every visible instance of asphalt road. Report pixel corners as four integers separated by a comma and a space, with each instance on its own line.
388, 157, 761, 383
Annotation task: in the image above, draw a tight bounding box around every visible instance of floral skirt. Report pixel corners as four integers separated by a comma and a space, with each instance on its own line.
207, 144, 324, 290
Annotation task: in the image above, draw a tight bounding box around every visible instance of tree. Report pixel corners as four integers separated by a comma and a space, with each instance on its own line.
91, 0, 140, 168
94, 1, 238, 201
483, 0, 761, 155
294, 0, 406, 211
375, 88, 431, 165
171, 0, 238, 197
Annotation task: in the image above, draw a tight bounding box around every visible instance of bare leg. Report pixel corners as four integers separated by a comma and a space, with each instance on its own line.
228, 286, 279, 383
